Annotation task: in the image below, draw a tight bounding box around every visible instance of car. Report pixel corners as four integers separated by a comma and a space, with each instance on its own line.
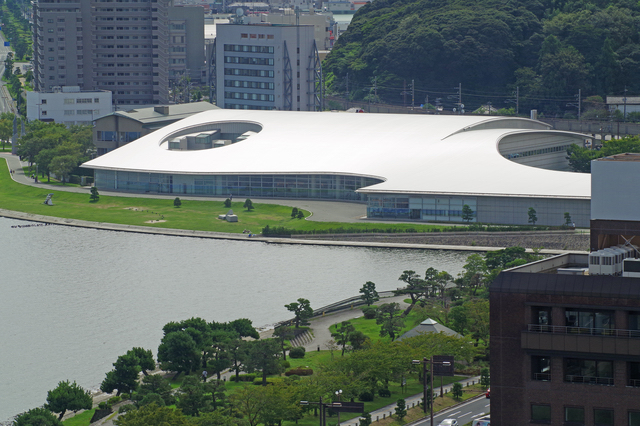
438, 419, 459, 426
486, 388, 490, 398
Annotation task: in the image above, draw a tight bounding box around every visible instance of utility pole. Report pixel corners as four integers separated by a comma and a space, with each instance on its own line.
578, 88, 581, 121
458, 83, 462, 114
516, 86, 519, 115
411, 79, 415, 109
345, 73, 349, 109
624, 86, 628, 122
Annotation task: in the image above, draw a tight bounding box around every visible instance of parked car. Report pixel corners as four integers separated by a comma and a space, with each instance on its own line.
438, 419, 459, 426
486, 388, 490, 398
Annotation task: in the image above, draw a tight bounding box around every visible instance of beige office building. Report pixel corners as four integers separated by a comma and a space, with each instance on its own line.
33, 0, 170, 107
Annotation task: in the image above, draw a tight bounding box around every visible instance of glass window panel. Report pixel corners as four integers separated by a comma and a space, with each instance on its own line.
594, 409, 613, 426
565, 407, 584, 424
531, 405, 551, 422
630, 412, 640, 426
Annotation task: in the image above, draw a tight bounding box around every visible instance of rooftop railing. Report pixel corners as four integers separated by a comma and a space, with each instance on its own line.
528, 324, 640, 338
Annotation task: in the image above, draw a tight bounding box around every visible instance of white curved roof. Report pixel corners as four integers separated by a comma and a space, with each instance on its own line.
83, 110, 591, 199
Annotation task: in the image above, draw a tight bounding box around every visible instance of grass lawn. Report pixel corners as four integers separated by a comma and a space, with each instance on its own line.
287, 348, 334, 370
61, 409, 95, 426
0, 160, 455, 234
328, 309, 424, 343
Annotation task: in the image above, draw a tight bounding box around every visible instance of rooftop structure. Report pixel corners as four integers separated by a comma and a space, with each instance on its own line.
397, 318, 462, 341
83, 110, 592, 226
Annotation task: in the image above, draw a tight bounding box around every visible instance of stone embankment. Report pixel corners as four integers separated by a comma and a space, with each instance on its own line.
296, 231, 590, 252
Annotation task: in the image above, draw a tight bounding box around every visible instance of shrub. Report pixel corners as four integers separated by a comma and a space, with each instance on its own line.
378, 388, 391, 397
289, 346, 306, 358
281, 360, 291, 369
359, 391, 374, 402
120, 393, 130, 400
98, 401, 111, 410
108, 395, 122, 404
118, 404, 135, 413
362, 306, 378, 319
252, 377, 283, 385
229, 374, 257, 382
284, 367, 314, 376
224, 198, 232, 208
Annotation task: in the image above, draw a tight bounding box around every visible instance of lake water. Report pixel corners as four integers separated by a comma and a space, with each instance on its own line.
0, 216, 471, 422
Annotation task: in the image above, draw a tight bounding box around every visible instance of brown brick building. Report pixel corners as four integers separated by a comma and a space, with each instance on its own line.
490, 253, 640, 425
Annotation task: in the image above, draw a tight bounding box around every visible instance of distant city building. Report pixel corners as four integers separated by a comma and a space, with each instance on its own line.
169, 5, 206, 84
93, 101, 219, 156
212, 23, 322, 111
32, 0, 171, 107
26, 86, 112, 126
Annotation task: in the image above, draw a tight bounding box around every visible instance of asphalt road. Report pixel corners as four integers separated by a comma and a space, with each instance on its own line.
411, 396, 490, 426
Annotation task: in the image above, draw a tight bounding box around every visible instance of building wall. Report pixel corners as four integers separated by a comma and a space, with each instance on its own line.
169, 6, 205, 83
497, 132, 585, 171
365, 194, 590, 226
592, 159, 640, 221
33, 0, 170, 107
215, 24, 317, 111
26, 88, 112, 126
491, 272, 640, 426
249, 13, 336, 50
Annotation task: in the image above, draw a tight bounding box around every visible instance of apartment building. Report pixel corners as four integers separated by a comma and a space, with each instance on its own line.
168, 5, 205, 83
33, 0, 170, 107
26, 86, 112, 126
213, 23, 322, 111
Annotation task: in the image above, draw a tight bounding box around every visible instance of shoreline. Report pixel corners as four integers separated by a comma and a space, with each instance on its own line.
0, 208, 585, 254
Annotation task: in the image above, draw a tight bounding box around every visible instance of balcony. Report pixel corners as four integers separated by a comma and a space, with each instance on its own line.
565, 375, 614, 386
522, 324, 640, 356
533, 372, 551, 381
528, 324, 640, 338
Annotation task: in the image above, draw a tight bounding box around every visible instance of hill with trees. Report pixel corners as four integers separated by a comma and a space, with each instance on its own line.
324, 0, 640, 115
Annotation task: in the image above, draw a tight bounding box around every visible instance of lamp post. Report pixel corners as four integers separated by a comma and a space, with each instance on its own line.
301, 398, 346, 426
412, 357, 452, 426
335, 389, 343, 425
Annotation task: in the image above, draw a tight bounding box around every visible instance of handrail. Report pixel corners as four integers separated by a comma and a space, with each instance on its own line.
527, 324, 640, 338
565, 375, 613, 386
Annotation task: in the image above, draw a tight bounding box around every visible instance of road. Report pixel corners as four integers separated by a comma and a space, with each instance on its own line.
410, 396, 490, 426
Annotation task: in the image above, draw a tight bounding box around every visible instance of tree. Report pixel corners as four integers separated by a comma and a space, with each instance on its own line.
395, 398, 407, 420
461, 204, 474, 222
127, 347, 155, 376
331, 320, 356, 356
564, 212, 573, 226
528, 207, 537, 225
348, 330, 369, 350
157, 331, 201, 376
135, 374, 175, 407
223, 198, 232, 208
44, 380, 92, 420
291, 207, 299, 218
174, 197, 181, 208
359, 281, 379, 306
480, 368, 490, 389
395, 270, 427, 316
243, 339, 283, 385
114, 403, 192, 426
49, 154, 77, 184
452, 382, 463, 401
204, 379, 227, 411
284, 298, 313, 328
13, 408, 63, 426
359, 412, 372, 426
273, 325, 294, 360
90, 186, 100, 203
176, 375, 211, 416
101, 352, 142, 396
375, 303, 404, 341
243, 199, 254, 211
296, 210, 304, 219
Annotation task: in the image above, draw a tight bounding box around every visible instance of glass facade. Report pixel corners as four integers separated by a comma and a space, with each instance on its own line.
95, 170, 381, 201
367, 196, 477, 222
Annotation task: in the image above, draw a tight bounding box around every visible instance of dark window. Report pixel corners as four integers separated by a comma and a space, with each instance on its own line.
594, 409, 613, 426
565, 407, 584, 425
630, 411, 640, 426
531, 404, 551, 423
629, 362, 640, 387
532, 356, 551, 381
630, 312, 640, 330
565, 358, 613, 385
565, 309, 614, 333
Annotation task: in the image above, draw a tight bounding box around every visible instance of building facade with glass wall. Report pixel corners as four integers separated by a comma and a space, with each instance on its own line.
83, 110, 593, 226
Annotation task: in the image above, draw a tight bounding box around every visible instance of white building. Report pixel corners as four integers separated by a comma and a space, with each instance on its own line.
213, 23, 322, 111
26, 86, 113, 126
82, 110, 593, 226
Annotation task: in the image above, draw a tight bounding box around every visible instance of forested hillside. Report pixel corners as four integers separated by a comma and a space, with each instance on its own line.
324, 0, 640, 114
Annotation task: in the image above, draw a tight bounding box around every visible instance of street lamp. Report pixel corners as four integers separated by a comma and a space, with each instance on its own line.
334, 390, 343, 425
412, 357, 452, 426
301, 398, 347, 426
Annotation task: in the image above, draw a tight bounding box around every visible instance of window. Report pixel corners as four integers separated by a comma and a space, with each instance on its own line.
629, 362, 640, 387
565, 358, 613, 385
532, 356, 551, 381
565, 309, 614, 333
64, 99, 75, 104
531, 404, 551, 423
594, 409, 613, 426
565, 407, 584, 425
630, 412, 640, 426
64, 110, 75, 116
41, 100, 47, 105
